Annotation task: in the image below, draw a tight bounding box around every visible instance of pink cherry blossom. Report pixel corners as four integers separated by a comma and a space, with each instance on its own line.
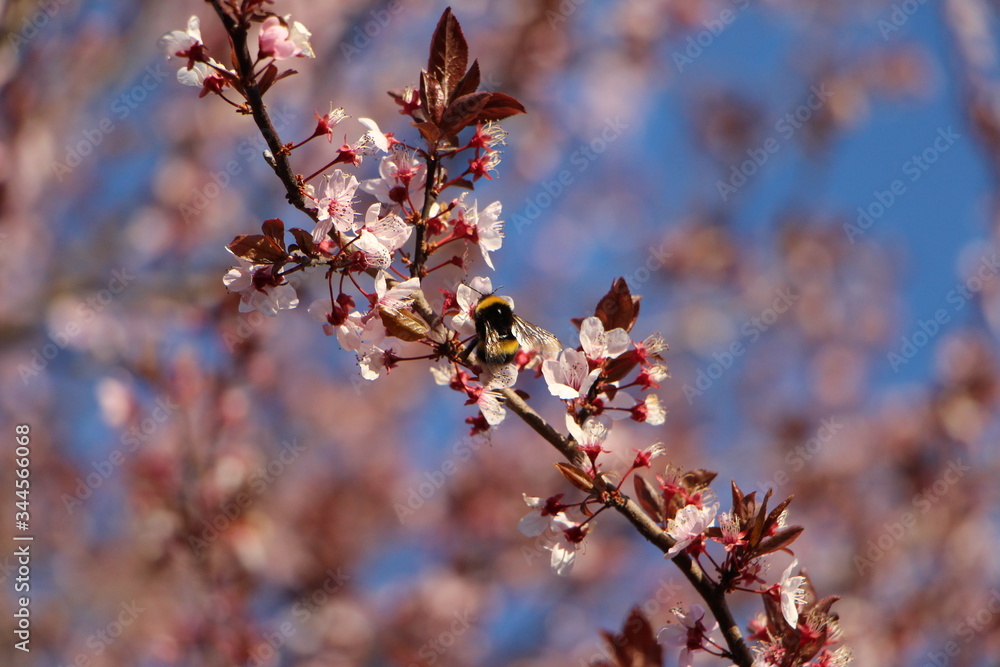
664, 503, 718, 558
777, 559, 808, 628
361, 148, 426, 206
542, 348, 601, 400
222, 258, 298, 317
159, 15, 203, 60
579, 316, 630, 361
463, 199, 504, 269
258, 15, 314, 61
313, 170, 360, 242
657, 604, 719, 667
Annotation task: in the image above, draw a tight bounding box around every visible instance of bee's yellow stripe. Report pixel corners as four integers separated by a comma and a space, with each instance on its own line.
496, 339, 520, 356
475, 295, 509, 312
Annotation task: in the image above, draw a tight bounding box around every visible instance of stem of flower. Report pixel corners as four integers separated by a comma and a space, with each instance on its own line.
303, 158, 340, 184
411, 156, 440, 278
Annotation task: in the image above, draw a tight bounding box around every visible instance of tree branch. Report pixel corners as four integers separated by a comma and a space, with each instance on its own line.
501, 388, 754, 666
208, 4, 753, 661
498, 388, 584, 466
207, 0, 314, 220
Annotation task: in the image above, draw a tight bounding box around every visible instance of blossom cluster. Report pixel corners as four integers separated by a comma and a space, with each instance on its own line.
162, 7, 670, 442
652, 481, 850, 665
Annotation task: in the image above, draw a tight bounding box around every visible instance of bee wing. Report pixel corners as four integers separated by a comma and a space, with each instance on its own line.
483, 322, 506, 351
512, 315, 562, 359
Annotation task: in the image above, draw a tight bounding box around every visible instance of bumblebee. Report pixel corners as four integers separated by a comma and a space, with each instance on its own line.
468, 293, 562, 368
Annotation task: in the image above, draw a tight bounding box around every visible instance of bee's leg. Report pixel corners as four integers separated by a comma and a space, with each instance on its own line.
459, 336, 479, 363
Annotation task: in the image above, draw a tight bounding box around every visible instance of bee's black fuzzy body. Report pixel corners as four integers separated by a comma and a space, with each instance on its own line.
474, 295, 521, 365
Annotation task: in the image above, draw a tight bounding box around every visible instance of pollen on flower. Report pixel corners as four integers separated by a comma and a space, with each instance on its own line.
656, 603, 719, 666
717, 512, 747, 552
542, 348, 601, 400
545, 515, 588, 576
632, 442, 666, 469
468, 150, 502, 181
358, 117, 391, 153
470, 121, 508, 151
774, 559, 808, 628
177, 60, 232, 97
641, 333, 668, 356
394, 86, 421, 116
518, 493, 569, 537
635, 365, 665, 390
314, 105, 348, 141
580, 316, 631, 362
631, 393, 666, 425
475, 389, 507, 427
567, 416, 609, 465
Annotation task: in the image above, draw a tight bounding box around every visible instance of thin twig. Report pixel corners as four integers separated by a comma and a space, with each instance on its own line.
411, 156, 440, 278
207, 0, 314, 220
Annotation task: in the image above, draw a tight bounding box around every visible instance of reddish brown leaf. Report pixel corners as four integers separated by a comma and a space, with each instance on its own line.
603, 352, 639, 384
413, 121, 442, 145
378, 306, 429, 342
417, 73, 430, 120
600, 383, 618, 402
753, 509, 769, 544
731, 480, 746, 519
766, 495, 794, 529
227, 234, 287, 264
427, 8, 468, 100
451, 59, 481, 101
594, 278, 641, 333
440, 91, 492, 137
811, 595, 841, 617
555, 462, 594, 493
600, 608, 662, 667
257, 62, 279, 95
288, 227, 315, 256
681, 469, 717, 490
271, 68, 298, 85
261, 218, 285, 248
633, 474, 664, 523
477, 92, 527, 122
420, 70, 446, 124
228, 234, 263, 259
761, 592, 788, 633
754, 525, 804, 557
748, 490, 771, 548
